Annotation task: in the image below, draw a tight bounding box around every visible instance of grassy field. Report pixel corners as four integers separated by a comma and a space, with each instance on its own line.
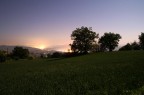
0, 51, 144, 95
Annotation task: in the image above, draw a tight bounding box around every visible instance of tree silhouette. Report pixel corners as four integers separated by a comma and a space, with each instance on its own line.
139, 32, 144, 50
99, 32, 121, 52
119, 43, 132, 51
70, 26, 99, 53
12, 46, 29, 59
131, 41, 141, 50
0, 50, 6, 62
119, 42, 140, 51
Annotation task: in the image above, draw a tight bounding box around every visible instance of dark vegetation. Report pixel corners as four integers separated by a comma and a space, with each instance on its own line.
11, 46, 29, 60
69, 26, 144, 53
119, 32, 144, 51
70, 26, 99, 53
139, 32, 144, 49
0, 51, 144, 95
0, 46, 30, 63
99, 32, 121, 51
0, 50, 6, 62
47, 52, 86, 59
119, 42, 141, 51
70, 27, 122, 53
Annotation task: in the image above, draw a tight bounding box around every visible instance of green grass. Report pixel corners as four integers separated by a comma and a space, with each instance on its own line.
0, 51, 144, 95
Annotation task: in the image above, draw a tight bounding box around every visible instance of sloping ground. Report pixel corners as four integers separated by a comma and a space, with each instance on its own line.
0, 51, 144, 95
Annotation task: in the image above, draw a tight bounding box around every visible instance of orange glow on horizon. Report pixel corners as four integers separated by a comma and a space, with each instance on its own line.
37, 45, 46, 50
24, 38, 49, 50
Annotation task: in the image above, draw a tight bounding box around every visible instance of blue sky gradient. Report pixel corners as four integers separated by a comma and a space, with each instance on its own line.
0, 0, 144, 51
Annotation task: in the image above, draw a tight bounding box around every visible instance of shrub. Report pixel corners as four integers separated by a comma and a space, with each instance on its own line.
0, 51, 6, 63
51, 52, 63, 58
12, 46, 29, 59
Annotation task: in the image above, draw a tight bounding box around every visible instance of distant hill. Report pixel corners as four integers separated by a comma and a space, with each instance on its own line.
0, 45, 61, 56
0, 45, 47, 54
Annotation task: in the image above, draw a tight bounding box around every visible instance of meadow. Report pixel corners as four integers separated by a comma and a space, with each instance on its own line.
0, 51, 144, 95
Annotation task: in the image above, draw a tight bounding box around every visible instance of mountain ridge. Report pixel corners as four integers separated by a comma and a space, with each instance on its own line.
0, 45, 47, 54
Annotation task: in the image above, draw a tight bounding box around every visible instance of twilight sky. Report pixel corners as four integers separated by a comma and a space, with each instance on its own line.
0, 0, 144, 51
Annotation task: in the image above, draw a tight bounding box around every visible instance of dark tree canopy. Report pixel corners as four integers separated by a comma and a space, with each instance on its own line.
119, 42, 140, 51
12, 46, 29, 59
131, 41, 141, 50
0, 50, 6, 63
139, 32, 144, 49
119, 43, 132, 51
70, 26, 98, 53
99, 32, 121, 51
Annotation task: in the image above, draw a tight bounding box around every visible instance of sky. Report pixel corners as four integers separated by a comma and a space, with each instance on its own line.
0, 0, 144, 51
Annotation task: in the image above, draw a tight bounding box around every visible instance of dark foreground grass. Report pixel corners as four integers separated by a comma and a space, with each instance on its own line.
0, 51, 144, 95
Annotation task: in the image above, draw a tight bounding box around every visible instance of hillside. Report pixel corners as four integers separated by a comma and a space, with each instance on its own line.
0, 45, 49, 55
0, 51, 144, 95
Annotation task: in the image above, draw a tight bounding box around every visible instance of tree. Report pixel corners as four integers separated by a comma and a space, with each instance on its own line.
119, 42, 140, 51
131, 41, 141, 50
70, 26, 99, 53
51, 52, 63, 58
12, 46, 29, 59
99, 32, 121, 52
119, 43, 132, 51
139, 32, 144, 49
0, 50, 6, 63
91, 44, 100, 52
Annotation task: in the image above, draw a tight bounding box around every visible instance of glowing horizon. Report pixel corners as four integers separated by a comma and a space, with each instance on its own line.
0, 0, 144, 51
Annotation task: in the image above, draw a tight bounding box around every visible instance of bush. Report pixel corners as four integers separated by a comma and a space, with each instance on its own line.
12, 46, 30, 59
51, 52, 63, 58
28, 56, 34, 60
0, 51, 6, 63
119, 43, 132, 51
119, 42, 141, 51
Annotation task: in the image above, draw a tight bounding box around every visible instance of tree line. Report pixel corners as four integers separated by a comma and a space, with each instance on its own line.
0, 46, 30, 62
70, 26, 144, 53
119, 33, 144, 51
0, 26, 144, 62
